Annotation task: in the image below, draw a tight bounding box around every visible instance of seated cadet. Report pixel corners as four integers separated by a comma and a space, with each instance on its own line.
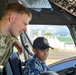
40, 71, 59, 75
23, 37, 53, 75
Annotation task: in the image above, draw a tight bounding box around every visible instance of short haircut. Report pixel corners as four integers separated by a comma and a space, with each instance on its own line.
3, 3, 32, 18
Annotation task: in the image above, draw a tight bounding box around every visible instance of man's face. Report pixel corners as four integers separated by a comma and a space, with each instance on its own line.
10, 13, 31, 38
34, 48, 49, 63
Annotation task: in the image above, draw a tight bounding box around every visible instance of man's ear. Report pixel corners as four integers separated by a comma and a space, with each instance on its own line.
33, 48, 36, 54
9, 13, 15, 22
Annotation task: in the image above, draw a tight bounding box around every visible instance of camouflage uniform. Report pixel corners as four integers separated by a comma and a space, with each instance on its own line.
23, 55, 50, 75
0, 34, 17, 66
0, 23, 17, 66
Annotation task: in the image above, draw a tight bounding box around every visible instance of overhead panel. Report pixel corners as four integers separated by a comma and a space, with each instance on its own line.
49, 0, 76, 17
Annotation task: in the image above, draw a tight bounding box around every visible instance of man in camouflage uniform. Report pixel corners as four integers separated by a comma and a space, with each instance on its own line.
0, 3, 32, 67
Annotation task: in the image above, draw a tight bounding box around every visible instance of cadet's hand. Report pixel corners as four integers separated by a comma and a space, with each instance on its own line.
14, 41, 24, 55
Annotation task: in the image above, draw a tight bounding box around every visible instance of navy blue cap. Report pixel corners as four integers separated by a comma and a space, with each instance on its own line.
33, 37, 53, 50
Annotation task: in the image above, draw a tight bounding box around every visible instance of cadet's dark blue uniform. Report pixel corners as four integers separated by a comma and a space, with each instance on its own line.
23, 55, 50, 75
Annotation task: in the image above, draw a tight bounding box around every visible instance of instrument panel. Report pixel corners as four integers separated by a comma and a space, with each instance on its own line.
49, 0, 76, 17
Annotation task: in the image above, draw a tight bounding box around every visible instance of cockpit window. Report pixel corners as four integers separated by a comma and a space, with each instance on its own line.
27, 25, 76, 65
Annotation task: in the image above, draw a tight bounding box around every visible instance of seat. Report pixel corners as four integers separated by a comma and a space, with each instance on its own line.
9, 52, 22, 75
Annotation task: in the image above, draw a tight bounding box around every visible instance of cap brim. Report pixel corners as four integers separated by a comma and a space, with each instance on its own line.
38, 45, 54, 50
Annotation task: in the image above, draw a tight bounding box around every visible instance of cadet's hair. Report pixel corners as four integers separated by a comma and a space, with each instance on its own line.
3, 3, 32, 18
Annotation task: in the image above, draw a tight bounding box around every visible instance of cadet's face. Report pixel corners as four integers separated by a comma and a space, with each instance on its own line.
10, 13, 31, 38
35, 48, 49, 63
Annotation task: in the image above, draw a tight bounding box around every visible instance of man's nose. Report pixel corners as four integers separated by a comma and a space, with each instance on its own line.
23, 26, 27, 32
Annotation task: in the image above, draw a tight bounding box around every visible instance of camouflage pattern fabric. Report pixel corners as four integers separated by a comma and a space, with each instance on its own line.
23, 55, 50, 75
0, 34, 17, 66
